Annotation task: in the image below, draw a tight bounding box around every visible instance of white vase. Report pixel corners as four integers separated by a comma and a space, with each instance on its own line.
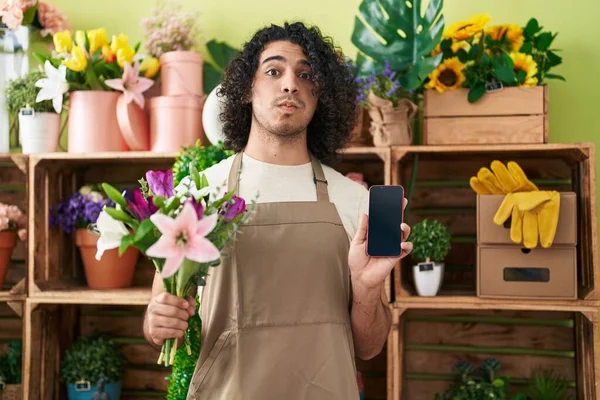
412, 262, 445, 297
18, 111, 60, 154
0, 24, 30, 153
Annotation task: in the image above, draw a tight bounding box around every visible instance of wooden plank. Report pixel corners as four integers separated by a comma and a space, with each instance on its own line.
80, 314, 145, 337
404, 379, 450, 400
28, 288, 152, 305
82, 160, 175, 184
123, 368, 169, 391
121, 343, 162, 365
0, 317, 21, 339
0, 165, 26, 185
424, 87, 546, 117
424, 115, 545, 145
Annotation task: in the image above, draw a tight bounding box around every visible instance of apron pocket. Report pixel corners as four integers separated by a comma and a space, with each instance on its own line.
190, 330, 232, 393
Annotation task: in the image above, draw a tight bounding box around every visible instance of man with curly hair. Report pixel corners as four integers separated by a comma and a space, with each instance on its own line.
144, 21, 412, 399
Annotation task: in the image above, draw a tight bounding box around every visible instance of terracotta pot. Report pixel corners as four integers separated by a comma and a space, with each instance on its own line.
0, 231, 17, 290
75, 229, 139, 289
159, 50, 204, 97
67, 91, 129, 153
150, 95, 207, 152
367, 91, 418, 146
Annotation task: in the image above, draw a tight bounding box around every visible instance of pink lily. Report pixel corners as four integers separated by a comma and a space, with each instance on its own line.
146, 202, 220, 278
104, 60, 154, 109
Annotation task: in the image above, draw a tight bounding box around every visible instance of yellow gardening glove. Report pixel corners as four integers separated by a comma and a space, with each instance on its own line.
470, 161, 538, 194
493, 191, 560, 248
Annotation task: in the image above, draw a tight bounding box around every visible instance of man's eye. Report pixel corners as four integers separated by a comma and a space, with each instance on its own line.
300, 72, 312, 80
267, 69, 279, 76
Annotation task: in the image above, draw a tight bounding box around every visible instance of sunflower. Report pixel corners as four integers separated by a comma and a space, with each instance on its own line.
510, 52, 538, 86
431, 40, 471, 56
425, 57, 467, 93
484, 24, 524, 50
443, 13, 492, 41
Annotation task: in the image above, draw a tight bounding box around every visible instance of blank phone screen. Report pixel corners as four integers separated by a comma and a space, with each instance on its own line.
367, 185, 404, 257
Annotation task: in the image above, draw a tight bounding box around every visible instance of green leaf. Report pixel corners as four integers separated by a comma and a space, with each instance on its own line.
85, 66, 104, 91
350, 0, 445, 87
494, 65, 516, 83
440, 38, 452, 52
535, 32, 554, 51
546, 51, 563, 68
545, 73, 566, 81
524, 18, 541, 38
354, 51, 380, 78
190, 163, 201, 190
153, 196, 165, 208
101, 183, 128, 209
119, 234, 134, 256
32, 52, 50, 66
21, 4, 38, 26
468, 84, 486, 103
133, 41, 141, 53
520, 42, 533, 55
203, 62, 223, 95
200, 173, 209, 189
165, 196, 181, 213
516, 70, 527, 84
481, 52, 491, 67
104, 207, 134, 223
134, 219, 156, 242
456, 49, 469, 64
468, 44, 480, 60
206, 39, 239, 71
400, 53, 442, 91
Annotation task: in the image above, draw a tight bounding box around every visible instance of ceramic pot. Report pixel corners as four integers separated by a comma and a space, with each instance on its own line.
150, 95, 207, 152
367, 91, 418, 146
75, 229, 138, 289
159, 50, 204, 97
67, 381, 121, 400
0, 231, 17, 289
18, 111, 60, 153
67, 91, 129, 153
412, 261, 444, 296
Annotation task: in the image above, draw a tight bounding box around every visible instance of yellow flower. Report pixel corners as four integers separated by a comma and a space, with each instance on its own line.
510, 52, 538, 87
110, 33, 129, 54
140, 57, 160, 78
87, 28, 108, 55
102, 45, 116, 63
430, 40, 471, 56
53, 30, 72, 53
116, 46, 135, 68
75, 30, 86, 49
484, 24, 524, 51
443, 13, 492, 41
62, 45, 88, 72
425, 57, 466, 92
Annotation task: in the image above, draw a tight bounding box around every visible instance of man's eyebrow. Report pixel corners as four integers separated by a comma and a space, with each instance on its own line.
261, 55, 312, 68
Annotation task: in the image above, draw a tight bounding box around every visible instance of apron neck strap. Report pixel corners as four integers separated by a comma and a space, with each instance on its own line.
227, 151, 329, 202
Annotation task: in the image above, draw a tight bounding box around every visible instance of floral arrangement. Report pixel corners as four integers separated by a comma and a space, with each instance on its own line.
425, 15, 564, 102
0, 202, 26, 241
355, 60, 409, 109
33, 28, 160, 109
49, 184, 115, 234
141, 0, 200, 58
92, 166, 255, 366
0, 0, 69, 37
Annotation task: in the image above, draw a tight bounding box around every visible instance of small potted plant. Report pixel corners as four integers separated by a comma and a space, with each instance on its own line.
61, 335, 125, 400
0, 340, 22, 400
356, 60, 418, 147
410, 219, 451, 296
0, 203, 26, 290
49, 185, 139, 289
3, 69, 63, 154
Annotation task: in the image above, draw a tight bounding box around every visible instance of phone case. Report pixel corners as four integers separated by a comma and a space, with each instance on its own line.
366, 184, 405, 258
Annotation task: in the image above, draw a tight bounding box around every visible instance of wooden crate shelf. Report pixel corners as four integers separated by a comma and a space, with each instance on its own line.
0, 300, 25, 399
23, 301, 170, 400
387, 306, 600, 400
0, 155, 28, 300
391, 143, 598, 302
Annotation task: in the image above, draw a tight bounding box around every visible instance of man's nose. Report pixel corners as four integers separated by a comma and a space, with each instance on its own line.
281, 73, 299, 94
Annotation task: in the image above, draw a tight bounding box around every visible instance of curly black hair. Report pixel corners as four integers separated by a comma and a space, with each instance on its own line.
217, 21, 358, 164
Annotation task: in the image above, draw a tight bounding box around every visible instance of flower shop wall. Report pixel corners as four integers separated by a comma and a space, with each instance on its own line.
42, 0, 600, 229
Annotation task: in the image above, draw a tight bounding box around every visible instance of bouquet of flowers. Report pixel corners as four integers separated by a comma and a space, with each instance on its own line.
32, 27, 160, 109
0, 202, 26, 240
0, 0, 69, 37
425, 14, 564, 102
93, 165, 254, 366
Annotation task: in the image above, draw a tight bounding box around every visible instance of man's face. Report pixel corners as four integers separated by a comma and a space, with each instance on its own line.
250, 40, 318, 138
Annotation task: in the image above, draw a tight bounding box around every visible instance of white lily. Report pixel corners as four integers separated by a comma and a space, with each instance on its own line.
174, 176, 212, 200
35, 60, 69, 114
95, 209, 129, 261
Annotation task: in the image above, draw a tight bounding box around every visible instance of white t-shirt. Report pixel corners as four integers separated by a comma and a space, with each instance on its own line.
198, 152, 369, 241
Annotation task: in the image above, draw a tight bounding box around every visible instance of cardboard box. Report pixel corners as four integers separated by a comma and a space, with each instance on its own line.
477, 246, 576, 299
477, 192, 577, 246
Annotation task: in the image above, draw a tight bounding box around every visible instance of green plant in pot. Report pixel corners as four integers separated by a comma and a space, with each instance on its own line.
0, 339, 22, 396
61, 335, 125, 400
3, 68, 65, 154
410, 219, 451, 296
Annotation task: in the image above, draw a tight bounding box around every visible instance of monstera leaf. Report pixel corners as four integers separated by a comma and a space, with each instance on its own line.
351, 0, 445, 90
203, 39, 240, 95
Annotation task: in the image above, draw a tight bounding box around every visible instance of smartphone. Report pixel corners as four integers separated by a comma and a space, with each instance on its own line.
366, 185, 405, 257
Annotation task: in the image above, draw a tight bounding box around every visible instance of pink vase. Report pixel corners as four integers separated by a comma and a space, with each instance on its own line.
67, 91, 129, 153
159, 51, 204, 97
150, 95, 207, 152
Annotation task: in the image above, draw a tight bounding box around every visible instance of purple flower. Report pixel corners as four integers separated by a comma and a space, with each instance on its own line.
146, 170, 174, 198
186, 198, 204, 219
127, 188, 158, 221
220, 194, 246, 222
49, 192, 114, 234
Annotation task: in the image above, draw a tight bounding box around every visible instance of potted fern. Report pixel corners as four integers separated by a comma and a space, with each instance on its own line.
410, 219, 451, 296
61, 336, 125, 400
3, 70, 63, 154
